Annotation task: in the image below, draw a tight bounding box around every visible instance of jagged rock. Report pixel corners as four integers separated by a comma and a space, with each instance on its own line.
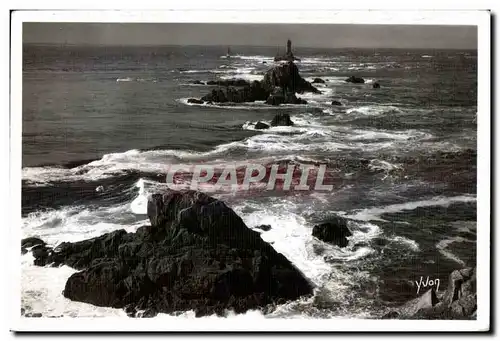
254, 225, 272, 232
254, 122, 270, 130
262, 62, 320, 94
331, 100, 342, 106
270, 113, 294, 127
373, 82, 381, 89
199, 61, 318, 104
312, 78, 325, 84
312, 216, 352, 248
399, 288, 439, 317
345, 76, 365, 84
187, 98, 204, 104
200, 81, 269, 104
21, 237, 46, 255
201, 89, 228, 103
26, 190, 313, 317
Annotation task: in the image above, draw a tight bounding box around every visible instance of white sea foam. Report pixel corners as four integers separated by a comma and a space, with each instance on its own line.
346, 105, 402, 117
387, 235, 420, 252
21, 253, 129, 318
436, 237, 470, 266
346, 195, 477, 222
116, 77, 133, 82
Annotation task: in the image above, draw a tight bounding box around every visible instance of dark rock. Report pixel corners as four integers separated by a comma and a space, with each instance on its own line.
312, 216, 352, 248
254, 225, 271, 232
254, 121, 270, 130
21, 237, 46, 255
345, 76, 365, 84
206, 79, 250, 87
201, 88, 228, 103
262, 61, 267, 64
382, 311, 400, 319
331, 100, 342, 106
399, 288, 439, 317
265, 89, 307, 106
270, 113, 294, 127
25, 312, 43, 318
262, 62, 320, 94
191, 80, 205, 85
373, 82, 381, 89
199, 62, 318, 104
28, 190, 313, 317
312, 78, 326, 84
200, 81, 269, 104
187, 98, 204, 104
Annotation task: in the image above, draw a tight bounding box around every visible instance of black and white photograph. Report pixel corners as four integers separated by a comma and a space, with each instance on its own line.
9, 9, 490, 332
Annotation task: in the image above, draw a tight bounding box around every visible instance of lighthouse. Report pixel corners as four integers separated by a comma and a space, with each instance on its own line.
286, 39, 292, 55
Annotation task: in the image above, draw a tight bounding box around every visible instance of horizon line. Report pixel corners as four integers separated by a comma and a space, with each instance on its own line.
22, 42, 478, 50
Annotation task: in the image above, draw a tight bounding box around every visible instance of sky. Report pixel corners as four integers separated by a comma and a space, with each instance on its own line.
23, 23, 477, 49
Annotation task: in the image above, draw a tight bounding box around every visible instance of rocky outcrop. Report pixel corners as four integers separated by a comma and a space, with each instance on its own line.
270, 113, 294, 127
373, 82, 381, 89
206, 79, 250, 87
254, 121, 270, 130
187, 98, 204, 104
331, 100, 342, 106
312, 216, 352, 248
312, 78, 326, 84
254, 225, 272, 232
262, 62, 320, 94
196, 59, 319, 105
382, 267, 477, 320
190, 80, 205, 85
345, 76, 365, 84
265, 89, 308, 106
24, 190, 313, 317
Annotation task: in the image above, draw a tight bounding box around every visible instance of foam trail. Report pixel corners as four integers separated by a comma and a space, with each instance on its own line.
346, 195, 476, 221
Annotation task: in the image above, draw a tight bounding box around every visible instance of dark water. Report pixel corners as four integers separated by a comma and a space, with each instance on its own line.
22, 44, 477, 318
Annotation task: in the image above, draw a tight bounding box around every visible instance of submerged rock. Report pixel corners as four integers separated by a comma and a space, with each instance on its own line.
270, 113, 294, 127
254, 121, 270, 130
345, 76, 365, 84
373, 82, 381, 89
25, 190, 313, 317
312, 216, 352, 248
331, 100, 342, 106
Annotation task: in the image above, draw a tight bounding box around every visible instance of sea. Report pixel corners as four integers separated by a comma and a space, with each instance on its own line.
21, 44, 477, 318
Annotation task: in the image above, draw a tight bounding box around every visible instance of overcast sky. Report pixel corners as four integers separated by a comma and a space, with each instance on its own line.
23, 23, 477, 49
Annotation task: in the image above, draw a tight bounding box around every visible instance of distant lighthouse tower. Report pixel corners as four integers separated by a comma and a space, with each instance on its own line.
286, 39, 292, 55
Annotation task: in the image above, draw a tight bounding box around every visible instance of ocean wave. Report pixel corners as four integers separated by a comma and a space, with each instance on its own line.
116, 77, 157, 83
436, 237, 473, 266
346, 105, 402, 117
346, 195, 477, 221
387, 235, 420, 252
